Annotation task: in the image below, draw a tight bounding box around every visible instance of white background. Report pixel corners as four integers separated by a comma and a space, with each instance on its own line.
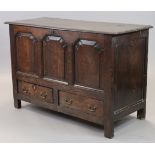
0, 11, 155, 143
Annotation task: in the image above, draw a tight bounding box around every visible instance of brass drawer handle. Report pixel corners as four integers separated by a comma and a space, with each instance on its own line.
32, 85, 36, 91
40, 92, 47, 99
22, 88, 29, 94
65, 99, 72, 105
88, 105, 97, 112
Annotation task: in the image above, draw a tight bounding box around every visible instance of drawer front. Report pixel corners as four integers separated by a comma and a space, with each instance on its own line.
59, 91, 104, 124
18, 81, 53, 103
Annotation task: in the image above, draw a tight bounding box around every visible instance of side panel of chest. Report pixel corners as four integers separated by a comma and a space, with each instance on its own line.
113, 31, 148, 120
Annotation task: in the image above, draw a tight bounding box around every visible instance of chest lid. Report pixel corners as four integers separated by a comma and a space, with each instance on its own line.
5, 17, 153, 34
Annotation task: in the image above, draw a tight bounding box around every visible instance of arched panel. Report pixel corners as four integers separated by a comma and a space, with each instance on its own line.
43, 35, 67, 81
75, 39, 103, 89
15, 32, 37, 74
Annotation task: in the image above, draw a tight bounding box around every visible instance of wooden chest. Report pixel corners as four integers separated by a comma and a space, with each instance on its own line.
6, 18, 152, 138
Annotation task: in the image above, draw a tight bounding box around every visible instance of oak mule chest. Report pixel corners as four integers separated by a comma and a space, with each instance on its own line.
6, 18, 152, 138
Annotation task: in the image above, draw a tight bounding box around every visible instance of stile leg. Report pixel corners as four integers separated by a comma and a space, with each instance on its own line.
104, 120, 114, 138
137, 108, 146, 120
14, 98, 21, 109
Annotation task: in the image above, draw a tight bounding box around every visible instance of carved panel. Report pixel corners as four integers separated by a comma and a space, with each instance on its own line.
15, 32, 37, 74
75, 39, 103, 89
43, 35, 67, 81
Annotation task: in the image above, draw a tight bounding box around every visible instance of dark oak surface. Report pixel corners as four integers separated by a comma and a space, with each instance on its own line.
6, 18, 152, 138
5, 17, 153, 34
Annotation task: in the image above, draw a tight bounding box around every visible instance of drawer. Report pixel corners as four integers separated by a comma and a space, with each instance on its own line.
59, 91, 104, 120
18, 81, 53, 103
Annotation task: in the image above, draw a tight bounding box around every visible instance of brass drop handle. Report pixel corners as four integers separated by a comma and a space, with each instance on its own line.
22, 88, 29, 94
65, 99, 72, 105
88, 105, 97, 112
32, 85, 36, 91
40, 92, 47, 99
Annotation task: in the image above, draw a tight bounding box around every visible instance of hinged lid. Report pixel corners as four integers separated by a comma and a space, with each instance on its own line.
5, 17, 153, 35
